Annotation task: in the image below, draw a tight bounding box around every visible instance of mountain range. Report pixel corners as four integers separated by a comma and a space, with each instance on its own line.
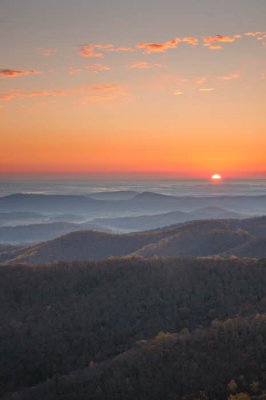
1, 216, 266, 265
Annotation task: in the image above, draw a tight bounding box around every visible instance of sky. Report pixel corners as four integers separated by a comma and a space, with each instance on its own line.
0, 0, 266, 178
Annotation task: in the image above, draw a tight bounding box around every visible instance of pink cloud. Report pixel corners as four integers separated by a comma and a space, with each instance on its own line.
79, 43, 135, 58
95, 44, 135, 53
110, 47, 135, 52
79, 45, 104, 58
0, 69, 42, 78
182, 37, 199, 46
217, 72, 240, 81
91, 84, 125, 93
194, 77, 208, 85
245, 31, 266, 40
68, 67, 83, 75
83, 84, 128, 104
173, 90, 183, 96
0, 89, 66, 101
37, 48, 56, 57
203, 34, 242, 50
128, 61, 163, 70
85, 63, 110, 72
199, 87, 215, 92
207, 44, 223, 51
136, 38, 181, 53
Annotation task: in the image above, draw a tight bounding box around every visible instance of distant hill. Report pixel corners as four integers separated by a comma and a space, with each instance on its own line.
4, 216, 266, 264
89, 191, 138, 201
0, 221, 109, 245
1, 192, 266, 217
0, 222, 84, 244
92, 210, 190, 231
189, 206, 247, 220
92, 207, 248, 232
0, 211, 46, 226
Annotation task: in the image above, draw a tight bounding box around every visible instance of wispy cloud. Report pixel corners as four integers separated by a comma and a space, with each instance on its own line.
173, 90, 183, 96
182, 37, 199, 46
136, 38, 181, 54
0, 84, 128, 104
91, 84, 125, 93
203, 34, 242, 50
217, 72, 240, 81
37, 48, 56, 57
78, 31, 264, 59
199, 87, 215, 92
0, 89, 66, 101
245, 31, 266, 46
79, 43, 135, 58
128, 61, 163, 70
82, 84, 128, 104
85, 63, 110, 72
68, 67, 83, 75
194, 77, 208, 85
68, 64, 110, 74
0, 69, 42, 78
245, 31, 266, 39
79, 45, 104, 58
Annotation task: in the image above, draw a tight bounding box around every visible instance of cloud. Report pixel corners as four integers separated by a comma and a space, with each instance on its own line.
0, 89, 66, 101
245, 31, 262, 37
128, 61, 163, 70
37, 48, 56, 57
203, 34, 242, 50
106, 46, 135, 53
173, 90, 183, 96
79, 45, 104, 58
82, 84, 128, 104
79, 43, 135, 58
78, 31, 264, 60
245, 31, 266, 38
68, 64, 110, 74
85, 63, 110, 72
182, 37, 198, 46
217, 72, 240, 81
0, 84, 128, 104
206, 44, 223, 51
136, 38, 181, 53
199, 87, 215, 92
0, 69, 42, 78
68, 67, 83, 75
245, 31, 266, 46
91, 84, 125, 93
194, 77, 208, 85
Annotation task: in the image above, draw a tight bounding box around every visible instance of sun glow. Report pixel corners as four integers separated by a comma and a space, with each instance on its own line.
211, 174, 222, 181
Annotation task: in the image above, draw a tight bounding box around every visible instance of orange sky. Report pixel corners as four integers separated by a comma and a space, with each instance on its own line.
1, 0, 266, 178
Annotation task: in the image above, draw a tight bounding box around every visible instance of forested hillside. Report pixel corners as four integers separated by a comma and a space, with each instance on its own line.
3, 216, 266, 264
1, 257, 266, 399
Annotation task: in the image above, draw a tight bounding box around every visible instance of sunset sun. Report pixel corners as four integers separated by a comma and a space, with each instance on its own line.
211, 174, 222, 181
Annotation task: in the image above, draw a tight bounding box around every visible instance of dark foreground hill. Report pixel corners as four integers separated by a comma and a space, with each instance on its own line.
3, 216, 266, 264
225, 237, 266, 257
0, 257, 266, 399
4, 314, 266, 400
